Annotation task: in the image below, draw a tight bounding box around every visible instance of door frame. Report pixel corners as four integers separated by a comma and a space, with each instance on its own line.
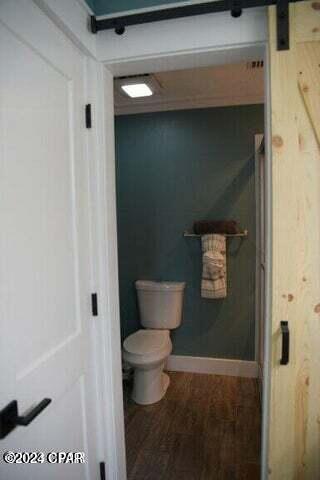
31, 1, 273, 478
255, 133, 265, 367
98, 16, 273, 480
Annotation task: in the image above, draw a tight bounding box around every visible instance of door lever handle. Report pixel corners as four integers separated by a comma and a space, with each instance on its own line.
280, 321, 289, 365
0, 398, 51, 439
17, 398, 51, 426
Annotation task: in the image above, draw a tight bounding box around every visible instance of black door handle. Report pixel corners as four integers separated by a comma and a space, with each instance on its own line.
17, 398, 51, 426
280, 321, 289, 365
0, 398, 51, 439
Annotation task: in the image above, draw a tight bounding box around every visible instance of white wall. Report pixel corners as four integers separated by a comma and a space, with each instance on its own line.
97, 7, 267, 75
33, 0, 97, 57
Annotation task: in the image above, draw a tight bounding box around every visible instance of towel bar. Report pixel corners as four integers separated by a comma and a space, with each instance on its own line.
183, 230, 248, 238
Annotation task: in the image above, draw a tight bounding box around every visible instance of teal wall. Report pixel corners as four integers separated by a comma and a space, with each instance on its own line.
85, 0, 96, 12
87, 0, 188, 16
115, 105, 264, 360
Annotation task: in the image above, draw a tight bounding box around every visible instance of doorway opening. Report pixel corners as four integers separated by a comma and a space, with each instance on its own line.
111, 58, 268, 479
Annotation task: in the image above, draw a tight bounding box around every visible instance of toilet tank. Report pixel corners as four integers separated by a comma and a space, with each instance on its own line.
136, 281, 186, 330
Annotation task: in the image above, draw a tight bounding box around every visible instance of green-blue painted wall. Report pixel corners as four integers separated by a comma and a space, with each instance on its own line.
115, 105, 264, 360
86, 0, 188, 16
85, 0, 96, 12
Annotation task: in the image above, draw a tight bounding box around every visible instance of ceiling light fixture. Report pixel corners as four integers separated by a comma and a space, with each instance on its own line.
121, 83, 153, 98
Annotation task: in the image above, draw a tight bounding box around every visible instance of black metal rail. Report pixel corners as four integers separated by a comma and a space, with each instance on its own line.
90, 0, 301, 50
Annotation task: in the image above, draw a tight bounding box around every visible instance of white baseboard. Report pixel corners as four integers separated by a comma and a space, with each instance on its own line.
166, 355, 258, 378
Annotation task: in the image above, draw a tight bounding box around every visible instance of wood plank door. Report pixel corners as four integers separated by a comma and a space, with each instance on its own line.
268, 1, 320, 478
0, 2, 101, 478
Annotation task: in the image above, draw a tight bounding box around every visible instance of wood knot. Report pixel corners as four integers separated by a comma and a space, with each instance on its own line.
288, 294, 294, 302
305, 376, 310, 386
272, 135, 283, 148
314, 303, 320, 314
302, 276, 307, 282
312, 27, 320, 33
298, 134, 304, 150
312, 2, 320, 10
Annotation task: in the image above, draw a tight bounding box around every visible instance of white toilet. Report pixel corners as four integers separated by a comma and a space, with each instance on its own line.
123, 280, 185, 405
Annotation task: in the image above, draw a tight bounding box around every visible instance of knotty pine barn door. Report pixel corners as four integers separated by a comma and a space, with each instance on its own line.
268, 1, 320, 478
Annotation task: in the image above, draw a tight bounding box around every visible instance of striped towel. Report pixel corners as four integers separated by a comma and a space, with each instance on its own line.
201, 234, 227, 299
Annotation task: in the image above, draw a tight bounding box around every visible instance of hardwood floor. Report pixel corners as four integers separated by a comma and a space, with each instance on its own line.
124, 372, 261, 480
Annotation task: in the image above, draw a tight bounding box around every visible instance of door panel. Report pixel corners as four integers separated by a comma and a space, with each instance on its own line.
268, 2, 320, 478
2, 24, 80, 376
0, 2, 99, 478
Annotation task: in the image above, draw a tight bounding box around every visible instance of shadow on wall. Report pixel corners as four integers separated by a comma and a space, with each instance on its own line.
206, 151, 255, 221
171, 153, 256, 357
115, 104, 264, 360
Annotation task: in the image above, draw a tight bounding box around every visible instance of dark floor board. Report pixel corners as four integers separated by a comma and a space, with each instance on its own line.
124, 372, 261, 480
235, 405, 261, 464
127, 450, 170, 480
236, 462, 261, 480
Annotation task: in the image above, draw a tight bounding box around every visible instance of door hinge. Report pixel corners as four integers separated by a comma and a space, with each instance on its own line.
99, 461, 106, 480
91, 293, 98, 316
85, 104, 92, 128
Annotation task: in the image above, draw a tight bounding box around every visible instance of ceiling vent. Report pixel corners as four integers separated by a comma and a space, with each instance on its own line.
246, 60, 264, 70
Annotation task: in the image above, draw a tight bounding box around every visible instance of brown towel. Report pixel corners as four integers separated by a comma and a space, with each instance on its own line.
194, 220, 239, 236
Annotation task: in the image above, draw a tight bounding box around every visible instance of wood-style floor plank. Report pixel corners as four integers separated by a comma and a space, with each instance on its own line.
124, 372, 261, 480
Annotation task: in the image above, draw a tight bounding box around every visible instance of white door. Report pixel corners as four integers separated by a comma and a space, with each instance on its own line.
0, 2, 100, 479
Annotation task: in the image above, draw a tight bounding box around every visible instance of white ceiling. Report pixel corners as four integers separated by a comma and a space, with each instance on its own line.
114, 61, 264, 115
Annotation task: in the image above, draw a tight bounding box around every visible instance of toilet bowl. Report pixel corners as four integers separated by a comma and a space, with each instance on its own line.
123, 329, 172, 405
123, 281, 185, 405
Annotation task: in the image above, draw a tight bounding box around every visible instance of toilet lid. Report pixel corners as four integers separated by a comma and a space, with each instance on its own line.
123, 329, 170, 355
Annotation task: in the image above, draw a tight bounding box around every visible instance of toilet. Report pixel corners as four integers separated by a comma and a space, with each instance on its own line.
123, 280, 186, 405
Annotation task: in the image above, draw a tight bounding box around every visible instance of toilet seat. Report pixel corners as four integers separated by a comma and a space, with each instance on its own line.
123, 329, 170, 358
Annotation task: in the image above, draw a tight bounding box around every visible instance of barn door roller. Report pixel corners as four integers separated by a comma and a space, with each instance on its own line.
90, 0, 301, 50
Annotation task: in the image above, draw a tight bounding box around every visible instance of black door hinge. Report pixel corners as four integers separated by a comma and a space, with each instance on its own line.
91, 293, 98, 316
99, 462, 106, 480
85, 104, 92, 128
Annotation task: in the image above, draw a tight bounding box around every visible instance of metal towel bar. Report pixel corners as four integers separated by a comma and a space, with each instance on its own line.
183, 230, 248, 238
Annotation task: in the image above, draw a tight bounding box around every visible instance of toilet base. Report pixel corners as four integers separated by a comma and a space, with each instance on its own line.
132, 364, 170, 405
162, 372, 170, 394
